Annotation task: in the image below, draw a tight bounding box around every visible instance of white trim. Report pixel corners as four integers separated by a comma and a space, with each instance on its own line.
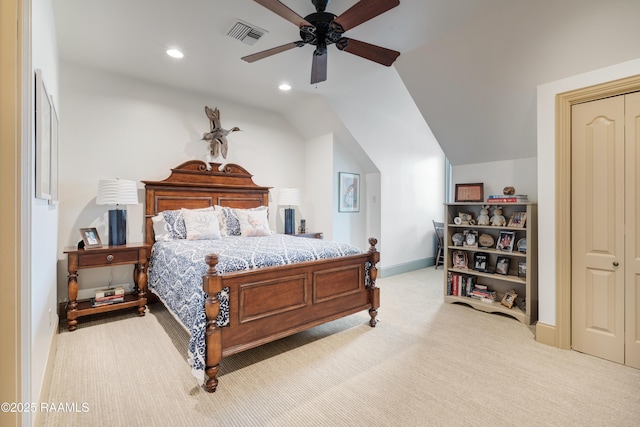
21, 0, 33, 425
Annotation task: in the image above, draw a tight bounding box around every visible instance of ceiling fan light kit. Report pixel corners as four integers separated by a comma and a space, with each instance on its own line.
243, 0, 401, 84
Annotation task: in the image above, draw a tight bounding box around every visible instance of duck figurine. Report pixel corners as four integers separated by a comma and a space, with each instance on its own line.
202, 106, 241, 159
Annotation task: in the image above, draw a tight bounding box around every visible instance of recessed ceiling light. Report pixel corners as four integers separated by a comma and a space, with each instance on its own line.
279, 83, 292, 91
166, 49, 184, 59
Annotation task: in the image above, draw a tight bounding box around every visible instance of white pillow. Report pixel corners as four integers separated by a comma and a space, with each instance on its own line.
181, 208, 222, 240
236, 207, 272, 237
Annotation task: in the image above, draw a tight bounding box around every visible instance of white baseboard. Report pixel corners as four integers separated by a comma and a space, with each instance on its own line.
33, 318, 58, 427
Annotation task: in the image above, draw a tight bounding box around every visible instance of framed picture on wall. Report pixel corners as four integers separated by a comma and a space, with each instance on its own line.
48, 95, 60, 205
339, 172, 360, 212
35, 69, 52, 200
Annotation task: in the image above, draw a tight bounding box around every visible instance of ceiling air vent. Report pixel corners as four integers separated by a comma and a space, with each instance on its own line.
227, 20, 267, 46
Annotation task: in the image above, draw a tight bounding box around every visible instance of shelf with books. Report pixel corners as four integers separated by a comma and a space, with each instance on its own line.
444, 202, 537, 325
75, 293, 141, 316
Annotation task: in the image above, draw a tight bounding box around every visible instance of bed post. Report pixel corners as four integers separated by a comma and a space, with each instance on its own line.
203, 254, 223, 392
367, 238, 380, 327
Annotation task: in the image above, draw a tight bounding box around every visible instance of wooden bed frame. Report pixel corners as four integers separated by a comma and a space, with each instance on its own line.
143, 160, 380, 392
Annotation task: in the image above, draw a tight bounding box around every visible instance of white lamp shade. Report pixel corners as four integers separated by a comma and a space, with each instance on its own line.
278, 188, 301, 206
96, 179, 139, 206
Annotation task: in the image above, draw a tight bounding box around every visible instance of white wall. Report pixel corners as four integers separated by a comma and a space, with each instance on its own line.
303, 133, 333, 240
452, 157, 537, 203
31, 0, 59, 413
537, 58, 640, 326
57, 62, 309, 300
327, 68, 445, 272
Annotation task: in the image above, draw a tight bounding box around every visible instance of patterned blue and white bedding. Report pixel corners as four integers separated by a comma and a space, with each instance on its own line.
147, 234, 363, 384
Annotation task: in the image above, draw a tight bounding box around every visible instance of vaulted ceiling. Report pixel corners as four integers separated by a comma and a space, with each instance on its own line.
53, 0, 640, 165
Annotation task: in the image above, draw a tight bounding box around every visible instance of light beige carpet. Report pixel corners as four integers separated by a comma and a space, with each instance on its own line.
45, 268, 640, 426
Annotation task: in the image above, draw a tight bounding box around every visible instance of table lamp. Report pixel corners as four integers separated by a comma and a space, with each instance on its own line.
278, 187, 300, 235
96, 178, 139, 246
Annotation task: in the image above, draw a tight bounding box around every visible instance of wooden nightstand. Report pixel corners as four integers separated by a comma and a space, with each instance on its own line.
293, 232, 323, 239
63, 243, 150, 331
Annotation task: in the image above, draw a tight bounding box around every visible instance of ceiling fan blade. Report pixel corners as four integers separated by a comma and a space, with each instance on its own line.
242, 42, 303, 63
336, 38, 400, 66
310, 51, 328, 84
332, 0, 400, 32
253, 0, 312, 27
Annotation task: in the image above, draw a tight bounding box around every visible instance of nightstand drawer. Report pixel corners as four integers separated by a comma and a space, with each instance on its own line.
78, 249, 139, 267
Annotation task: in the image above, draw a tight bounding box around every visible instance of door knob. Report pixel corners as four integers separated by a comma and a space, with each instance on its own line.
613, 261, 619, 267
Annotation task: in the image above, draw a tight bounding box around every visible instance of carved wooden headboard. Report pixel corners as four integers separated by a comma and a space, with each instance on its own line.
142, 160, 271, 246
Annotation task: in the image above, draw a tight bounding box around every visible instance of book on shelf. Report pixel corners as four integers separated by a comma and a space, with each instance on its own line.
94, 293, 126, 303
95, 286, 125, 299
486, 194, 528, 203
90, 296, 125, 307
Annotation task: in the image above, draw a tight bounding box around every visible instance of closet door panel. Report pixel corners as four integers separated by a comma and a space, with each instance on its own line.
571, 96, 625, 364
625, 91, 640, 369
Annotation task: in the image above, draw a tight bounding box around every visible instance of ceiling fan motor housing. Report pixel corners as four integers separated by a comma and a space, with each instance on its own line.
300, 12, 342, 54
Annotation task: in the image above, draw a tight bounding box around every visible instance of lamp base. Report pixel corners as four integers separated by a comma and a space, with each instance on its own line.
108, 209, 127, 246
284, 208, 295, 235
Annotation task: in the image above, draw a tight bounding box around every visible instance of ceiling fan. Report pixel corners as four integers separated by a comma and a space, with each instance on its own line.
242, 0, 401, 84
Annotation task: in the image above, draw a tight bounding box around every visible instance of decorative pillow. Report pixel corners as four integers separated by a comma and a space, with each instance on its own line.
214, 206, 240, 237
236, 207, 272, 237
214, 205, 268, 237
151, 214, 172, 241
161, 206, 214, 239
182, 208, 221, 240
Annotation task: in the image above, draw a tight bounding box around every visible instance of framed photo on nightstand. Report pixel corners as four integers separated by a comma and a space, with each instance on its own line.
80, 228, 102, 249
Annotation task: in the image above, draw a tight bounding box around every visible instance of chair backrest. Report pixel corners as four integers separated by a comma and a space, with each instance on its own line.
432, 220, 445, 245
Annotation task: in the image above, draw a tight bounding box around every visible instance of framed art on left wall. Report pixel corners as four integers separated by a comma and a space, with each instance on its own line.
35, 69, 52, 200
48, 95, 59, 204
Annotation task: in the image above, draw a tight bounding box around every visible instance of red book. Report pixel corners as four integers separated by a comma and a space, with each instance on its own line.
95, 294, 126, 302
487, 197, 518, 203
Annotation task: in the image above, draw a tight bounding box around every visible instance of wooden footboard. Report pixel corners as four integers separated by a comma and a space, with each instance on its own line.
202, 238, 380, 393
143, 161, 381, 393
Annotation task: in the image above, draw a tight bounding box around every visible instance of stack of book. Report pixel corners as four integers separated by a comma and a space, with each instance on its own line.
486, 194, 528, 203
469, 284, 497, 302
91, 286, 125, 307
